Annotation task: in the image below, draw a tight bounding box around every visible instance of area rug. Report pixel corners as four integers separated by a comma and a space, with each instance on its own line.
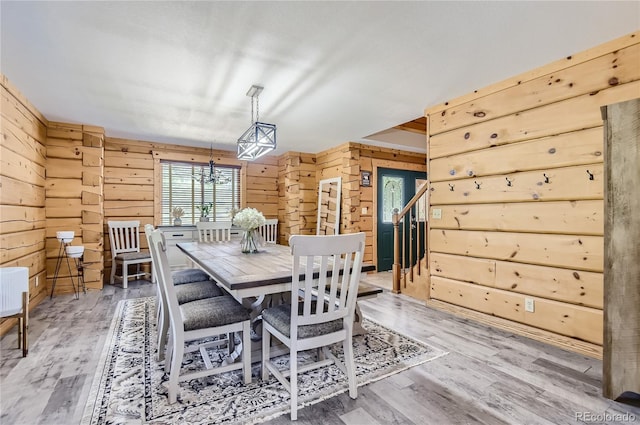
81, 297, 448, 425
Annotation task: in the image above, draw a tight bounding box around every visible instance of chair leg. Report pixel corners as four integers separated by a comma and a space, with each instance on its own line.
165, 333, 174, 374
242, 321, 251, 384
21, 291, 28, 357
261, 327, 271, 381
122, 262, 128, 289
290, 348, 298, 420
157, 303, 169, 362
110, 259, 116, 284
168, 341, 183, 404
343, 331, 357, 399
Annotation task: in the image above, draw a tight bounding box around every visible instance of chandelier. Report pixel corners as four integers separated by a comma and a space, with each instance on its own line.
237, 85, 276, 160
194, 144, 230, 185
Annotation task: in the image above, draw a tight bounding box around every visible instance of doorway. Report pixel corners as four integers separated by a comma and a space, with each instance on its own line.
376, 168, 427, 271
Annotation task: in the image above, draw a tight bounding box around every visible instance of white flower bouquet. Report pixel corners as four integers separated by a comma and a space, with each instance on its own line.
232, 207, 266, 230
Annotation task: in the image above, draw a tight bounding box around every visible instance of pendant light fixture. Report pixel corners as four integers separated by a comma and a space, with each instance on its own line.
237, 85, 276, 160
194, 143, 230, 185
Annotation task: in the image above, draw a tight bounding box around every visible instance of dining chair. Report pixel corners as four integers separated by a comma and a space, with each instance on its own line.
144, 225, 225, 362
196, 220, 232, 242
108, 220, 152, 288
258, 218, 278, 244
0, 267, 29, 357
148, 228, 252, 404
261, 232, 366, 420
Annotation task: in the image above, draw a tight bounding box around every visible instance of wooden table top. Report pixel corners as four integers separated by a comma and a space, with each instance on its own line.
177, 241, 374, 296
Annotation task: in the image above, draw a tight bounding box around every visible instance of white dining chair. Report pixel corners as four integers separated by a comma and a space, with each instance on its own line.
261, 232, 366, 420
108, 220, 152, 288
196, 221, 232, 242
144, 224, 225, 361
0, 267, 29, 357
148, 228, 252, 404
258, 218, 278, 244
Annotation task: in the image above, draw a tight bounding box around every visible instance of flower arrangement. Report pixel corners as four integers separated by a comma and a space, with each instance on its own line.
233, 207, 266, 230
172, 206, 185, 219
196, 202, 213, 218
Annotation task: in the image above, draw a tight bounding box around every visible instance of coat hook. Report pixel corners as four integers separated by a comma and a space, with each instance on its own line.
474, 180, 482, 189
543, 173, 550, 184
586, 170, 594, 180
505, 177, 512, 187
449, 183, 455, 191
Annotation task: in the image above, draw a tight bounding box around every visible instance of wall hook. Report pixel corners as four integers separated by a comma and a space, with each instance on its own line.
449, 183, 455, 191
505, 177, 512, 187
586, 170, 594, 180
543, 173, 550, 184
474, 180, 482, 189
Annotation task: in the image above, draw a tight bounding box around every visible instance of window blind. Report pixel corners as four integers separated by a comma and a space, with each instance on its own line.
161, 160, 240, 225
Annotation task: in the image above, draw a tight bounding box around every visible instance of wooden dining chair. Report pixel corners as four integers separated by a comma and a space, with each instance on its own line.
108, 220, 152, 288
196, 220, 232, 242
148, 228, 252, 404
144, 224, 225, 362
258, 218, 278, 244
261, 232, 366, 420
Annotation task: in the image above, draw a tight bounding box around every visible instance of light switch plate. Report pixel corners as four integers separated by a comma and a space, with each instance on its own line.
432, 208, 442, 219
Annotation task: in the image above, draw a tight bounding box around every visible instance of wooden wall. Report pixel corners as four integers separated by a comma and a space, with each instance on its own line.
46, 123, 105, 295
277, 152, 317, 244
0, 76, 48, 334
425, 31, 640, 347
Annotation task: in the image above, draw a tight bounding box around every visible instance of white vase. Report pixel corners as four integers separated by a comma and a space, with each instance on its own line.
173, 218, 182, 226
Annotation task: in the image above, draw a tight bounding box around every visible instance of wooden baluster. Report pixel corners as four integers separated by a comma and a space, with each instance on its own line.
392, 208, 400, 293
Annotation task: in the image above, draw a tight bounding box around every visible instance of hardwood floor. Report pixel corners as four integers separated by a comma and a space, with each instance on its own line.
1, 275, 638, 425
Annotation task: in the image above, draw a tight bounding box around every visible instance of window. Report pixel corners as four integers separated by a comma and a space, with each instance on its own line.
161, 161, 240, 225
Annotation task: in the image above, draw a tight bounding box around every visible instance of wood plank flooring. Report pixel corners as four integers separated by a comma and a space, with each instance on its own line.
1, 274, 638, 425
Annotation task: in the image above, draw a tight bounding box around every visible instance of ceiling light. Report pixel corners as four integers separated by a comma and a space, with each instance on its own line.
194, 143, 231, 185
237, 85, 276, 160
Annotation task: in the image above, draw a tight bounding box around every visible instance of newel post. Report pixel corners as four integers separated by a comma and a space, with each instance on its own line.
392, 208, 400, 293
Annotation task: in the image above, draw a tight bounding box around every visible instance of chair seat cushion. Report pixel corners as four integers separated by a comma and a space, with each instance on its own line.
114, 251, 151, 261
172, 268, 211, 285
175, 281, 224, 304
181, 296, 250, 331
262, 304, 343, 339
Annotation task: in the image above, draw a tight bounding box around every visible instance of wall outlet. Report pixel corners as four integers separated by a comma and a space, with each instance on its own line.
361, 207, 368, 215
35, 276, 39, 287
525, 297, 535, 313
432, 208, 442, 219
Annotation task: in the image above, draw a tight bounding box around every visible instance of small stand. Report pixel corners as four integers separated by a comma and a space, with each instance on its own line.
51, 232, 85, 300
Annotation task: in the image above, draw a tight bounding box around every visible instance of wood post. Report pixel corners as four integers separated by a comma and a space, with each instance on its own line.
392, 208, 400, 293
602, 98, 640, 400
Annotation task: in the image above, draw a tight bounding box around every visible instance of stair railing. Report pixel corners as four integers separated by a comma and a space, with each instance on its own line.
391, 181, 429, 293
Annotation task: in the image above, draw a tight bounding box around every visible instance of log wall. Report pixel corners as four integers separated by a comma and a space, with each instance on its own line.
425, 31, 640, 347
0, 76, 48, 334
46, 122, 105, 295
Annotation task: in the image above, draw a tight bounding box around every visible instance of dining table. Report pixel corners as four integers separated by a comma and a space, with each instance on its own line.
177, 240, 376, 345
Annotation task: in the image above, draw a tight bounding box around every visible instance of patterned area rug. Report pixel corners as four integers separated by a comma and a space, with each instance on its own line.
81, 297, 447, 425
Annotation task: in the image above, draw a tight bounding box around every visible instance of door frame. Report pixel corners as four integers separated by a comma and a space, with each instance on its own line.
371, 159, 427, 272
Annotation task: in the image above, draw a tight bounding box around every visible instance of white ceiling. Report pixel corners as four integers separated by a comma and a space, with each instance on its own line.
1, 1, 638, 154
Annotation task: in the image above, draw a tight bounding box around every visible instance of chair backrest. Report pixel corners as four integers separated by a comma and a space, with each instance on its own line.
196, 221, 232, 242
108, 220, 143, 256
289, 233, 365, 336
0, 267, 29, 317
148, 229, 183, 338
258, 219, 278, 244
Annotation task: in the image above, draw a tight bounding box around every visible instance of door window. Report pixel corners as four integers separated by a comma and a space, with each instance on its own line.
382, 176, 404, 223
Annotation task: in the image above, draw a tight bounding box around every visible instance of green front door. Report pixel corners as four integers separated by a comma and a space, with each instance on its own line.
376, 168, 427, 272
